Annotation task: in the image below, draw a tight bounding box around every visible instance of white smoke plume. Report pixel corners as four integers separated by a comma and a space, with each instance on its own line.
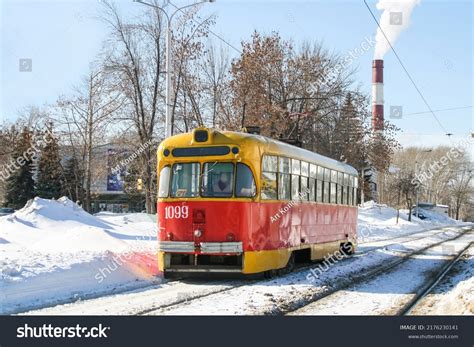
373, 0, 422, 59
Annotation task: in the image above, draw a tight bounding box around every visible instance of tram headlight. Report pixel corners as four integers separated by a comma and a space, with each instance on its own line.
194, 229, 202, 237
226, 233, 235, 241
166, 232, 173, 240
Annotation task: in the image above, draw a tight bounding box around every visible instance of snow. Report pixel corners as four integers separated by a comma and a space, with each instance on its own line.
409, 245, 474, 315
291, 234, 474, 315
357, 200, 461, 243
1, 197, 469, 315
0, 197, 160, 314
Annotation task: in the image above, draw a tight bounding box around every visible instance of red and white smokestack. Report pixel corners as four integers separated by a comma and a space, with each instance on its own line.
371, 59, 384, 131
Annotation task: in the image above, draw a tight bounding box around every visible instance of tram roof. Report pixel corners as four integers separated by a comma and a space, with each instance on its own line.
160, 129, 358, 176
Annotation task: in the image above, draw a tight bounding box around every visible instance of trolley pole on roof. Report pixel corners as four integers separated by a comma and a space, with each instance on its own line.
133, 0, 215, 138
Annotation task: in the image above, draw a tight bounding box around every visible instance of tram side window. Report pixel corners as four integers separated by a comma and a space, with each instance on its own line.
309, 164, 317, 202
309, 178, 316, 202
171, 163, 200, 197
323, 168, 330, 203
278, 157, 290, 200
201, 162, 234, 197
316, 179, 323, 202
330, 182, 337, 204
262, 155, 278, 200
158, 166, 171, 198
291, 174, 300, 200
291, 159, 300, 200
236, 163, 256, 197
337, 172, 344, 204
300, 161, 309, 201
330, 170, 338, 204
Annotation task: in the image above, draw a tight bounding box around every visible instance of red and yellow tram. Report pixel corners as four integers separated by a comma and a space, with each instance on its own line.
156, 128, 358, 276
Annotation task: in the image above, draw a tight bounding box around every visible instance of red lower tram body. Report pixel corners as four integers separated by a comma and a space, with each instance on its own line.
157, 200, 357, 276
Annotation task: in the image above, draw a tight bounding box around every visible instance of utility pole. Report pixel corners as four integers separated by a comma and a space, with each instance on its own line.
133, 0, 215, 138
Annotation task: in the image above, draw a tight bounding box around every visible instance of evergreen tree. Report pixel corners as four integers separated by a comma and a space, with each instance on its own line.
5, 127, 35, 209
333, 92, 368, 171
35, 125, 62, 199
61, 155, 84, 203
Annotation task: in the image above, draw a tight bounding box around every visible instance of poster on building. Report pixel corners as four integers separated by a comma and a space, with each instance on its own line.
107, 148, 125, 192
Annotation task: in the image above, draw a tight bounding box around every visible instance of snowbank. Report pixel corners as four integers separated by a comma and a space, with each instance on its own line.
0, 197, 160, 314
357, 201, 461, 242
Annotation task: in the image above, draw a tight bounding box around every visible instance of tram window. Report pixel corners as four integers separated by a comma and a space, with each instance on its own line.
338, 172, 343, 186
331, 170, 338, 183
158, 166, 171, 198
310, 164, 317, 179
353, 176, 359, 188
261, 172, 277, 200
338, 185, 343, 204
330, 182, 337, 204
316, 180, 323, 202
323, 181, 329, 203
353, 187, 357, 205
291, 159, 300, 175
301, 161, 309, 177
263, 155, 278, 172
171, 163, 200, 198
317, 166, 324, 181
348, 188, 353, 205
291, 174, 300, 200
309, 178, 316, 202
201, 162, 234, 197
236, 163, 256, 197
342, 186, 347, 205
324, 168, 330, 182
279, 157, 290, 173
300, 176, 309, 201
262, 155, 278, 200
279, 173, 291, 200
344, 173, 349, 186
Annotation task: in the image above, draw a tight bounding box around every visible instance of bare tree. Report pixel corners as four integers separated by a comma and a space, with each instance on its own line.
56, 67, 123, 211
101, 1, 165, 213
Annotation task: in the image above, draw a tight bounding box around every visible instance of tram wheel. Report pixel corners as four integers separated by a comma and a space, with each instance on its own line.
264, 269, 277, 279
340, 242, 354, 256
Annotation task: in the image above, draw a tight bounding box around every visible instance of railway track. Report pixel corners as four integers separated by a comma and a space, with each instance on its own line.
398, 242, 473, 316
21, 225, 471, 315
141, 226, 471, 315
283, 227, 473, 315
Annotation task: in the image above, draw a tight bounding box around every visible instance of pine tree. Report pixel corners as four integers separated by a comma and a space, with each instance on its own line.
5, 127, 35, 209
61, 155, 84, 203
334, 93, 368, 171
35, 125, 63, 199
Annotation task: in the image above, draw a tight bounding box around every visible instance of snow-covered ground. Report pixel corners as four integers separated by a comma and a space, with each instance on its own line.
290, 234, 474, 315
0, 197, 468, 315
357, 201, 460, 243
409, 244, 474, 315
0, 197, 160, 314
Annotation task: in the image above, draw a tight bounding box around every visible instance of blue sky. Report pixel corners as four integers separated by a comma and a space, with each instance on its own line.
1, 0, 472, 149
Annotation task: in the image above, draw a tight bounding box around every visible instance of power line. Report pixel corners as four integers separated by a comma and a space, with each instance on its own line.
403, 106, 473, 117
363, 0, 452, 139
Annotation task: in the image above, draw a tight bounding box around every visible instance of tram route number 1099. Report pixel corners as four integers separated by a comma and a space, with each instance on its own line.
164, 205, 189, 219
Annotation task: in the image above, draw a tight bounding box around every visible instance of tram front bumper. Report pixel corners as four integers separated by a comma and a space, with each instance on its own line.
157, 241, 244, 274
